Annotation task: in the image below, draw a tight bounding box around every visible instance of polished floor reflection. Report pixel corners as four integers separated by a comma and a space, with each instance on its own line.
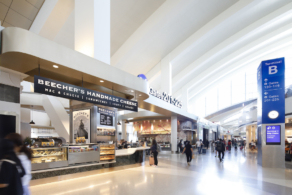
30, 149, 292, 195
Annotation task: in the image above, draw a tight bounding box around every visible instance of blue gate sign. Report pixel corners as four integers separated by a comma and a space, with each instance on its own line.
257, 58, 285, 124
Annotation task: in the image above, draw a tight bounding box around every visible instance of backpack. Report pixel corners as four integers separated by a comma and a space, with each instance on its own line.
217, 142, 223, 151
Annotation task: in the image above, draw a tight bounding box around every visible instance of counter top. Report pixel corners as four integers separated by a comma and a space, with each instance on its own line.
115, 147, 150, 156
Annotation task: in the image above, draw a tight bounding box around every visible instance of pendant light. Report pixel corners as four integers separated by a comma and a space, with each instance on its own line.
117, 121, 121, 125
125, 120, 129, 124
29, 105, 35, 125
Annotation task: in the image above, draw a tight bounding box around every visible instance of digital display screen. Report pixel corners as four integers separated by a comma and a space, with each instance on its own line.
266, 125, 281, 145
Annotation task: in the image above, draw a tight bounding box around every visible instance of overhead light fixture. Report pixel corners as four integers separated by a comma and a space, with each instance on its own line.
131, 90, 134, 92
117, 121, 121, 125
125, 120, 129, 124
139, 94, 142, 96
53, 65, 59, 68
100, 80, 104, 83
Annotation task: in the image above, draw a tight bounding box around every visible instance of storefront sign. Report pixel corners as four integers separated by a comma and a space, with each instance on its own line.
73, 109, 90, 143
266, 125, 281, 145
257, 58, 285, 124
34, 76, 138, 112
180, 121, 194, 131
98, 107, 115, 116
100, 114, 113, 126
149, 87, 182, 108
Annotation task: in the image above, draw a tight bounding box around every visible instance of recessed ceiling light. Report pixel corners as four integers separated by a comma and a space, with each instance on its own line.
100, 80, 104, 83
53, 65, 59, 68
131, 90, 134, 92
139, 94, 142, 96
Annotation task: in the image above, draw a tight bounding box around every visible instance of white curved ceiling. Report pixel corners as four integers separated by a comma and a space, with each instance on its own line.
4, 0, 292, 111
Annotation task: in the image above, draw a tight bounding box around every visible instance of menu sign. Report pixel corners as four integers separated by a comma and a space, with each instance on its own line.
98, 107, 115, 116
266, 125, 281, 145
100, 114, 113, 126
34, 76, 138, 112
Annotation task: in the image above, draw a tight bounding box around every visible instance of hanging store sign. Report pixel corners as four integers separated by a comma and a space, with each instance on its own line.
98, 107, 115, 116
149, 87, 182, 108
34, 76, 138, 112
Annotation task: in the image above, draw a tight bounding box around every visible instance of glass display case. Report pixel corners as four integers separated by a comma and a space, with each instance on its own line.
32, 147, 68, 164
31, 147, 69, 171
100, 144, 115, 161
68, 144, 100, 165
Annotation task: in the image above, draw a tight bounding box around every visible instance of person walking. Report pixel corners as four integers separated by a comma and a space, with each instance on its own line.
217, 139, 225, 162
178, 140, 183, 153
0, 139, 25, 195
206, 140, 209, 150
182, 141, 193, 165
228, 140, 232, 153
211, 140, 215, 152
215, 139, 218, 157
196, 139, 203, 154
6, 133, 32, 195
150, 139, 158, 167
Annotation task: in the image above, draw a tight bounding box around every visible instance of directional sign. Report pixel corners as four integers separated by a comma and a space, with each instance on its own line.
257, 58, 285, 124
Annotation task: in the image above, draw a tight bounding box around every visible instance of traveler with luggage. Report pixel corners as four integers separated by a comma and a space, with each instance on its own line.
217, 139, 225, 162
196, 139, 203, 154
182, 141, 193, 165
150, 139, 158, 167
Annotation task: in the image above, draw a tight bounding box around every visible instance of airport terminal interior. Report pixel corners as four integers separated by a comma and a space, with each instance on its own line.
1, 0, 292, 194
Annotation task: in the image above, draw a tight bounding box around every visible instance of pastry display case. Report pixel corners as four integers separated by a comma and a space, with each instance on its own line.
31, 147, 68, 171
100, 144, 115, 161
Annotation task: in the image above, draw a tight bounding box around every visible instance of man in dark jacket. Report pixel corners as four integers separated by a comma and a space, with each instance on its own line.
217, 139, 225, 162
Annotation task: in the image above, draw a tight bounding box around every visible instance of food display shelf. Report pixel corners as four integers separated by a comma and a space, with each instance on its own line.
32, 153, 64, 158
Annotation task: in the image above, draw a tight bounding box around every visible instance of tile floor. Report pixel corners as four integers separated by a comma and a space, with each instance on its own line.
30, 149, 292, 195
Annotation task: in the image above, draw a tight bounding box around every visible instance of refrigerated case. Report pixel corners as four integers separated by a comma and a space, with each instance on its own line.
68, 144, 100, 165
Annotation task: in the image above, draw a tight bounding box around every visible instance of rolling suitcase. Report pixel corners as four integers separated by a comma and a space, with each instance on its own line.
149, 155, 154, 165
202, 148, 206, 154
285, 154, 291, 162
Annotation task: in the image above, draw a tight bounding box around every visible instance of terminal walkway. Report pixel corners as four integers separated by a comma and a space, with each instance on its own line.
30, 149, 292, 195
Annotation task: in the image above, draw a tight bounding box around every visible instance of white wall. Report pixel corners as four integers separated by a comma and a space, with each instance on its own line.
31, 110, 51, 126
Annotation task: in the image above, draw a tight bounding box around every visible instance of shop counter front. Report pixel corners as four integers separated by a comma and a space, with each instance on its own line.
115, 147, 150, 156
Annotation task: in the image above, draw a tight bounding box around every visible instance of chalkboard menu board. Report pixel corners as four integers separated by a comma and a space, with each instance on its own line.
100, 114, 113, 126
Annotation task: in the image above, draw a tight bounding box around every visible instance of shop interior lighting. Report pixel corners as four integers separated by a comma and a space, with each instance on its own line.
100, 80, 104, 83
53, 65, 59, 68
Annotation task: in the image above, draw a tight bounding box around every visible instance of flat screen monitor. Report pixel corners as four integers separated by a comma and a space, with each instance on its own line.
266, 125, 281, 145
0, 114, 16, 139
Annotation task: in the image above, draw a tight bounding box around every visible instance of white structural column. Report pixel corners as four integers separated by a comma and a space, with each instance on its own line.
122, 120, 127, 140
0, 69, 24, 134
161, 54, 172, 95
171, 116, 178, 153
42, 95, 70, 141
75, 0, 110, 64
